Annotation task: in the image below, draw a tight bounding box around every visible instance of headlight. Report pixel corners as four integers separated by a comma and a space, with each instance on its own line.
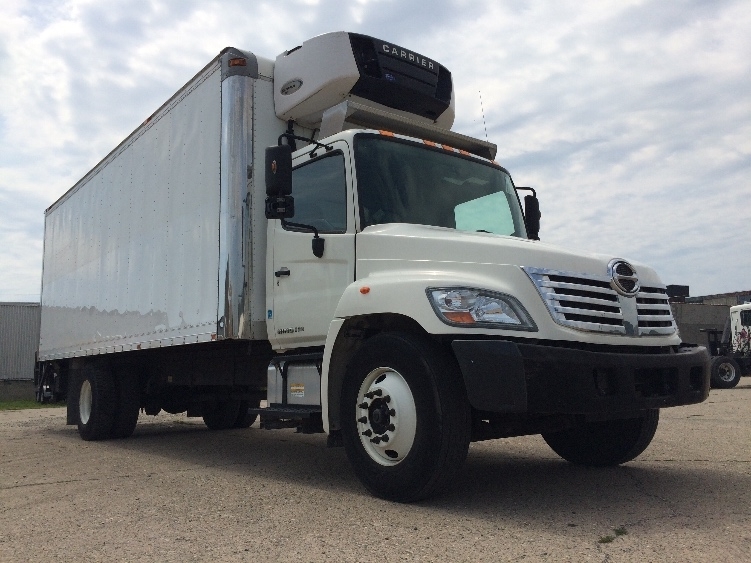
426, 287, 537, 331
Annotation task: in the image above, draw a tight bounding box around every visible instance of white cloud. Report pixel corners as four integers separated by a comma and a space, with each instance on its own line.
0, 0, 749, 301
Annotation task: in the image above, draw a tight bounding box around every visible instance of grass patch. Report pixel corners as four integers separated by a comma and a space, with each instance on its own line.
0, 400, 66, 411
598, 526, 628, 544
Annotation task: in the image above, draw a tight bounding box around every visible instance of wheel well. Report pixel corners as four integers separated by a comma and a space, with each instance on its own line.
326, 313, 431, 432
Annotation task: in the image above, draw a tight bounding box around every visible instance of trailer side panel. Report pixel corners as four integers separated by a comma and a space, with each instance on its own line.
39, 64, 223, 361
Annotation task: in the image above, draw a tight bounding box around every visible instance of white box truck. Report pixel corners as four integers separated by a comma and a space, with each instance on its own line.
36, 32, 710, 501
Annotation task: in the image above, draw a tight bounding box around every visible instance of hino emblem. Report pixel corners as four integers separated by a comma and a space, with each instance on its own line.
609, 259, 640, 297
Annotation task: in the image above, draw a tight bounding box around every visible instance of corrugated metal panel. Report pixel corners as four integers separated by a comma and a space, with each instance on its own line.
0, 303, 40, 380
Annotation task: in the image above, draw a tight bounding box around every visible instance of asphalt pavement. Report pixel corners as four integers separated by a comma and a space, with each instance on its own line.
1, 382, 750, 562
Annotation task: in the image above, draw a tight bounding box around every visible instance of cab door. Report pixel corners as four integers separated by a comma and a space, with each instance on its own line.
268, 141, 355, 349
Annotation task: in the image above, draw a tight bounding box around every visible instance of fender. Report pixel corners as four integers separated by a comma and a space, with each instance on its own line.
320, 266, 542, 432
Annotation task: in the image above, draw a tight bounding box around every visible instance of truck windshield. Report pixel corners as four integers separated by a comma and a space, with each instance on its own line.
354, 135, 527, 238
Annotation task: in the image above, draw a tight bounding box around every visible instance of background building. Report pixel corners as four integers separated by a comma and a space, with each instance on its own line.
686, 290, 751, 307
669, 289, 751, 349
0, 302, 40, 400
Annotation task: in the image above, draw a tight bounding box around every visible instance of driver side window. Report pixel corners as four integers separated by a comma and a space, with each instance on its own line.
288, 152, 347, 233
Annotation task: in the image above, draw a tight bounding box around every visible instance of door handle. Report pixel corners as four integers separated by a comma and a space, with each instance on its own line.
275, 267, 291, 278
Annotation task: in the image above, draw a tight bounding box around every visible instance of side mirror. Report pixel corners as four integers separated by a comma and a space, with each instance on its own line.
523, 194, 540, 241
265, 145, 292, 196
265, 145, 294, 219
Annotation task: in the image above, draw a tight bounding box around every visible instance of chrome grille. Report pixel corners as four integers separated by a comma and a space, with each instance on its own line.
636, 286, 676, 335
524, 267, 676, 336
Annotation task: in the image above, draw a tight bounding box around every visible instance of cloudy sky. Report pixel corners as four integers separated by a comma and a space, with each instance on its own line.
1, 0, 749, 301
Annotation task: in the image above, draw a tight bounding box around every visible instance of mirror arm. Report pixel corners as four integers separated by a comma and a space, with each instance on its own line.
516, 186, 536, 197
278, 120, 333, 153
281, 219, 325, 258
281, 219, 320, 239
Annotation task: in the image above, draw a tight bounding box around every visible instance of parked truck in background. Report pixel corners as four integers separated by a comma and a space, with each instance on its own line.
35, 32, 710, 501
704, 303, 751, 388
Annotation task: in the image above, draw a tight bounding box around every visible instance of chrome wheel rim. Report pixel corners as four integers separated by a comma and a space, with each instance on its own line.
718, 362, 737, 382
356, 367, 417, 466
79, 380, 92, 425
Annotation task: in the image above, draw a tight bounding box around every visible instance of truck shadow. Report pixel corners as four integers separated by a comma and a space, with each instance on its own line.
51, 418, 750, 529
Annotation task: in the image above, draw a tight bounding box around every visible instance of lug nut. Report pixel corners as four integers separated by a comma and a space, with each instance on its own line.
372, 389, 382, 396
361, 430, 372, 437
370, 437, 381, 444
358, 416, 367, 424
381, 434, 389, 443
358, 402, 369, 409
389, 409, 396, 416
388, 424, 395, 432
384, 395, 391, 403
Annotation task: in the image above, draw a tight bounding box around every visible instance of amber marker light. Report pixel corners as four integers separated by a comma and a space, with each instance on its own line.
228, 58, 247, 67
378, 130, 394, 136
360, 287, 371, 294
443, 311, 474, 323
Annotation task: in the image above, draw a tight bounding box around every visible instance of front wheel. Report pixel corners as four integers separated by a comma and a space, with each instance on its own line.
710, 356, 741, 389
542, 409, 659, 466
341, 332, 471, 502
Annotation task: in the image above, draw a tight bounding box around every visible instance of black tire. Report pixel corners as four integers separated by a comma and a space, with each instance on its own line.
203, 400, 241, 430
710, 356, 742, 389
77, 367, 117, 441
341, 332, 471, 502
111, 370, 140, 439
233, 398, 260, 429
542, 409, 659, 466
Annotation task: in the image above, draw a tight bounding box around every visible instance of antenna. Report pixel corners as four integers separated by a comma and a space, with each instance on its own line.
479, 90, 488, 142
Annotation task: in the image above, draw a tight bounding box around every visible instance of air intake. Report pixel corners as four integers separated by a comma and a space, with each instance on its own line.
524, 267, 676, 336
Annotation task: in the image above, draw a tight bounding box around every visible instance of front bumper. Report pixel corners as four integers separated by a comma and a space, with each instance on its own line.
451, 339, 710, 416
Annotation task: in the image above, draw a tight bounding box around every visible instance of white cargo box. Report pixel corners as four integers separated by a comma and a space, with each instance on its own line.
38, 47, 290, 361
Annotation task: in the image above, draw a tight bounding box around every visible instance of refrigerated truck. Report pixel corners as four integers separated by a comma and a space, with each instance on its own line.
35, 32, 710, 501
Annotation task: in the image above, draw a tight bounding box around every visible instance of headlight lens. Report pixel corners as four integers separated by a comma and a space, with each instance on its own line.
427, 288, 537, 330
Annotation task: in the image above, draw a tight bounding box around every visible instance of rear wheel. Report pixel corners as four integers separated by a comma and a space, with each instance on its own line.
233, 398, 261, 429
542, 409, 659, 466
111, 370, 140, 439
203, 399, 241, 430
710, 356, 741, 389
341, 332, 471, 502
77, 367, 116, 441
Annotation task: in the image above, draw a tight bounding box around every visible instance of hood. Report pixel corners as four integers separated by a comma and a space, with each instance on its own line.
356, 223, 663, 285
